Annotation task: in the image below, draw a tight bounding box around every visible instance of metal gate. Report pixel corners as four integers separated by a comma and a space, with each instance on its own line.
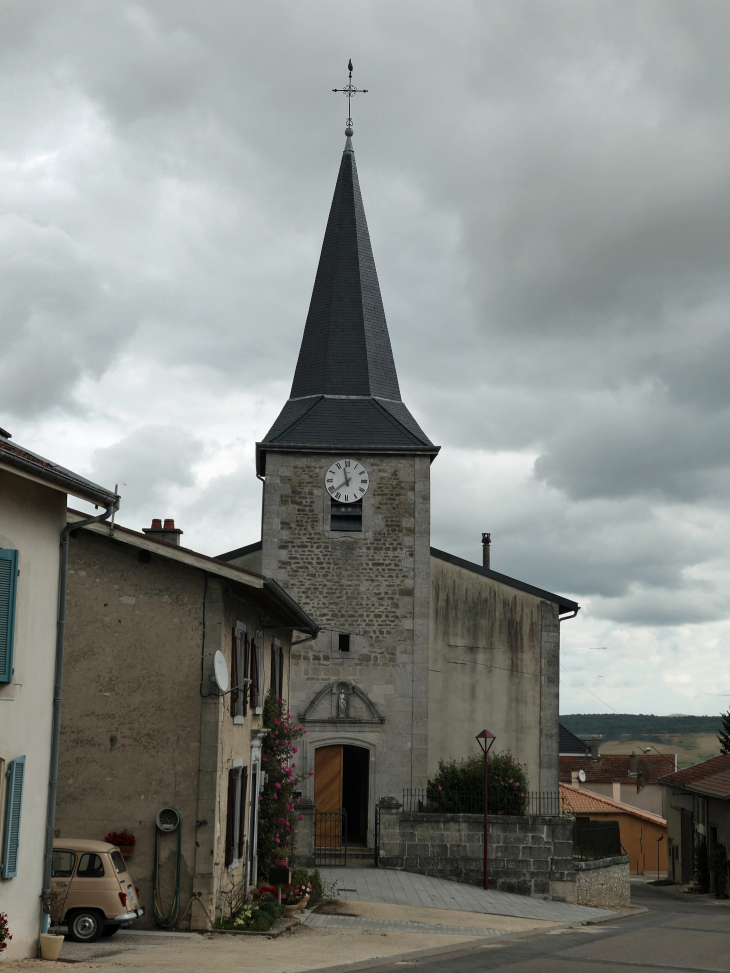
314, 809, 347, 866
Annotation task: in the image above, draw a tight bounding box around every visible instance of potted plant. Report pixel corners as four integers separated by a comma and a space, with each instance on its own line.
40, 890, 66, 961
0, 912, 12, 961
281, 884, 301, 919
104, 829, 136, 857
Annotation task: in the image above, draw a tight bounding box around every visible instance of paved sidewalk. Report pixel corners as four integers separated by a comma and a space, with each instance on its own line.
319, 868, 614, 922
305, 913, 513, 938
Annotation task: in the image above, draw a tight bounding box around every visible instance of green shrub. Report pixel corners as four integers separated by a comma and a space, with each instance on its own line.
427, 750, 529, 815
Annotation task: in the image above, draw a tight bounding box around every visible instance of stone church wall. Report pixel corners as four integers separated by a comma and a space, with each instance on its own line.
259, 450, 432, 844
428, 556, 560, 792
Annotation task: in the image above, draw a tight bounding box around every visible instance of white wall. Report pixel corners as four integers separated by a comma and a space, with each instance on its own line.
0, 469, 65, 958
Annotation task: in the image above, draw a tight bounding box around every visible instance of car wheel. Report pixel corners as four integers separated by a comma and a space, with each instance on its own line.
67, 910, 104, 943
101, 924, 121, 937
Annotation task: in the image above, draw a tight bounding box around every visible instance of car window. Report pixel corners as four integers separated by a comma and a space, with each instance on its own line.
52, 850, 76, 877
77, 853, 105, 878
110, 851, 127, 874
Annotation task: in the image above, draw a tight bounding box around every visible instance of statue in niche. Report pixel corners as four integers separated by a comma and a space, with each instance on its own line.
338, 688, 347, 719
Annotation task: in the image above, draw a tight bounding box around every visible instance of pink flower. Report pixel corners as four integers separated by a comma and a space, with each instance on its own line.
275, 782, 281, 788
299, 813, 304, 820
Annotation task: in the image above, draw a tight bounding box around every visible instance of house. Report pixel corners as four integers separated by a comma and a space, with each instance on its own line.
560, 752, 676, 819
54, 512, 317, 930
659, 753, 730, 890
0, 431, 118, 958
560, 783, 667, 876
559, 724, 591, 757
217, 128, 579, 847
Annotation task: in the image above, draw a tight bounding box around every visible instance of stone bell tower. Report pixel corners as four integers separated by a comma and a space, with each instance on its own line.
254, 128, 439, 845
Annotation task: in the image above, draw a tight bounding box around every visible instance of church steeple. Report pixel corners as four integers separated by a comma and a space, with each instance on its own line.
257, 137, 438, 474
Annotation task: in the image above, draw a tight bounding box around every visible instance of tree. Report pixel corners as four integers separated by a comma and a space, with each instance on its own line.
719, 710, 730, 755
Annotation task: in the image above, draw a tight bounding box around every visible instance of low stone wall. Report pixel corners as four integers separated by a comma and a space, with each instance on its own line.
575, 855, 631, 909
376, 801, 577, 902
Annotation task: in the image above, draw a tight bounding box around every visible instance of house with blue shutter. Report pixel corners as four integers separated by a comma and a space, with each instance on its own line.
0, 428, 118, 959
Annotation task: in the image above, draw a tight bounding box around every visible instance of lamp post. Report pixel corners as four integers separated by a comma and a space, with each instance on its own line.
476, 729, 496, 891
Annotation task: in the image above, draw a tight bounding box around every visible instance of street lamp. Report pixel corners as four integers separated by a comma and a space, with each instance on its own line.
476, 729, 496, 891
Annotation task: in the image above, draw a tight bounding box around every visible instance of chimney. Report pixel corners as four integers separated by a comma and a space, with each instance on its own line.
629, 752, 637, 775
142, 517, 183, 546
590, 735, 600, 761
482, 532, 491, 569
571, 770, 581, 789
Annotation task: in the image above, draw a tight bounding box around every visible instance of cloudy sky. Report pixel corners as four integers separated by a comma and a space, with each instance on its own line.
4, 0, 730, 716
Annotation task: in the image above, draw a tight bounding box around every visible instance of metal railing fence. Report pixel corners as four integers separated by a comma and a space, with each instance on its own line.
402, 788, 568, 816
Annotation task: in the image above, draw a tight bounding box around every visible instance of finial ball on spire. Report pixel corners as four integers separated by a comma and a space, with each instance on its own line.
345, 126, 353, 137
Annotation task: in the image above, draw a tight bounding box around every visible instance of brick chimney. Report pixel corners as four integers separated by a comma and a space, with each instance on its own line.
482, 532, 491, 569
142, 518, 183, 546
590, 735, 600, 761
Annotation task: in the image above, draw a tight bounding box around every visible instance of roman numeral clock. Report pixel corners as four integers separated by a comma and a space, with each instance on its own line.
325, 459, 370, 504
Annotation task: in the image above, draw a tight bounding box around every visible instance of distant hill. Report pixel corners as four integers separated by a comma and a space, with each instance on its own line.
560, 713, 722, 741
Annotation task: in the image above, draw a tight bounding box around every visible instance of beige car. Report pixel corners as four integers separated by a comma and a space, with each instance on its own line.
51, 838, 145, 942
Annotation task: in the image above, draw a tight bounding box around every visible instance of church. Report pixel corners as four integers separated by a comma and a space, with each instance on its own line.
219, 126, 578, 849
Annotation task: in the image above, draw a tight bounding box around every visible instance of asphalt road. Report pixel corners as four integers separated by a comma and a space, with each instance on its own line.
370, 883, 730, 973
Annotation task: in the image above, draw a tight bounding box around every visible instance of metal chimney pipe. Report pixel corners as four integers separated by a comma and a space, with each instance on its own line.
482, 533, 491, 569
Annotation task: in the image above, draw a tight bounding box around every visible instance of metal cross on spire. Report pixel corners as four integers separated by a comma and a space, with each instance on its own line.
333, 59, 368, 136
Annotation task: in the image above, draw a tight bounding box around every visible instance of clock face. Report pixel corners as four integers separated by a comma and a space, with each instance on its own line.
325, 459, 369, 504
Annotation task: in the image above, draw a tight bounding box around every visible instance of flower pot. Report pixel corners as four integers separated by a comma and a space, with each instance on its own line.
283, 904, 298, 919
119, 846, 135, 857
0, 949, 6, 961
40, 933, 65, 961
298, 895, 310, 911
275, 858, 288, 868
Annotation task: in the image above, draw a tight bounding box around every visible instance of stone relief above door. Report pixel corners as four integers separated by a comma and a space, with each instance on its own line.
301, 681, 385, 725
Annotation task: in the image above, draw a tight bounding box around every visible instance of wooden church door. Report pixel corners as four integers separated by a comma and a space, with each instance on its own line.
314, 745, 343, 810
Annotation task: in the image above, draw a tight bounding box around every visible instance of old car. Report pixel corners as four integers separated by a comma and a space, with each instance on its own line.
51, 838, 144, 942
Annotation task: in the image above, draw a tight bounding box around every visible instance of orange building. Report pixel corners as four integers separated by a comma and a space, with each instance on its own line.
560, 783, 668, 876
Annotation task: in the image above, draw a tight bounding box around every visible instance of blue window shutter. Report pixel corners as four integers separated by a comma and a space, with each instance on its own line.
0, 549, 18, 683
2, 755, 25, 878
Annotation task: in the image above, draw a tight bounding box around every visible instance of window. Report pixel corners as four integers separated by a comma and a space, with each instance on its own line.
1, 755, 25, 878
77, 853, 105, 878
0, 550, 18, 683
330, 499, 362, 532
111, 851, 127, 874
250, 635, 260, 710
225, 763, 248, 868
52, 850, 75, 878
338, 633, 350, 652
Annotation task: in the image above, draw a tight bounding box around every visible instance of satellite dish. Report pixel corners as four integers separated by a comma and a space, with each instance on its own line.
578, 769, 586, 782
213, 650, 229, 692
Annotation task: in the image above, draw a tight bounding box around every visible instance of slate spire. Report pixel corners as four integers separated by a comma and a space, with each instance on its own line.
257, 138, 438, 474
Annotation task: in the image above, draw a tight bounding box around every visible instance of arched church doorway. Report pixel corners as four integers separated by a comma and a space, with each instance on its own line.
314, 745, 369, 843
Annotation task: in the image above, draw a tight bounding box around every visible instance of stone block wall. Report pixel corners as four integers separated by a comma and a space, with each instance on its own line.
376, 803, 577, 901
575, 856, 631, 909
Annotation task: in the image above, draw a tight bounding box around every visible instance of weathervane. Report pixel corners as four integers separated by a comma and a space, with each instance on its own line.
333, 59, 368, 136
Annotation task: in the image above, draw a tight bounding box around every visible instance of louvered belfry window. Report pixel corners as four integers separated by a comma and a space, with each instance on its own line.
0, 550, 18, 683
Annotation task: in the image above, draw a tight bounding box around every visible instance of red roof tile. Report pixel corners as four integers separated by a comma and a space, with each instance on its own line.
660, 753, 730, 799
559, 753, 676, 786
559, 784, 666, 824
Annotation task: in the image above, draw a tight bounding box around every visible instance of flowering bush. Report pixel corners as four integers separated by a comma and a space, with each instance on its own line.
427, 751, 529, 815
257, 691, 307, 873
0, 912, 11, 951
104, 829, 136, 847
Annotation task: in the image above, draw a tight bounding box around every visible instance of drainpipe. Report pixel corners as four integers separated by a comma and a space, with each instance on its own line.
41, 502, 117, 938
